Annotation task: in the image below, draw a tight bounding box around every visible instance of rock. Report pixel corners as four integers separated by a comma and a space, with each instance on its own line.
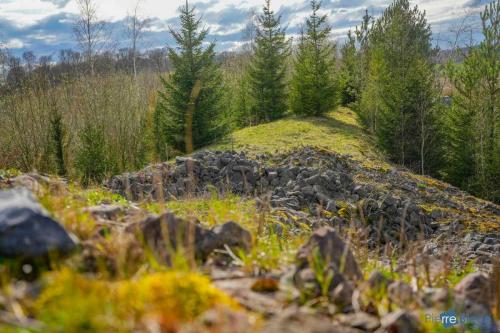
452, 295, 499, 333
262, 307, 363, 333
8, 174, 44, 192
0, 188, 78, 261
454, 272, 492, 307
387, 281, 415, 308
337, 312, 380, 331
83, 205, 124, 220
212, 221, 252, 252
179, 307, 254, 333
420, 288, 452, 308
296, 227, 362, 281
126, 213, 217, 264
379, 310, 422, 333
330, 281, 354, 309
367, 271, 391, 293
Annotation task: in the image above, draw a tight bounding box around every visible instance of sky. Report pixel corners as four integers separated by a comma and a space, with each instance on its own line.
0, 0, 490, 58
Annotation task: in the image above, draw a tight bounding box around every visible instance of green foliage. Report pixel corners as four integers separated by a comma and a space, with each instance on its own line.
154, 2, 225, 156
444, 0, 499, 202
49, 109, 66, 176
357, 0, 443, 175
289, 0, 338, 116
339, 11, 373, 107
247, 0, 290, 123
75, 123, 109, 186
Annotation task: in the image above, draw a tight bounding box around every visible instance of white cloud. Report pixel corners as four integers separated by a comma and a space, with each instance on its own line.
0, 0, 63, 27
5, 38, 25, 48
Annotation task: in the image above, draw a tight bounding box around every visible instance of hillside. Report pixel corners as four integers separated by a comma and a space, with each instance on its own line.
0, 108, 499, 333
210, 107, 383, 162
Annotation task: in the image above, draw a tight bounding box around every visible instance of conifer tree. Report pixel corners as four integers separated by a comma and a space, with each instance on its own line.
155, 1, 224, 156
290, 0, 338, 116
339, 11, 373, 107
446, 0, 499, 202
248, 0, 289, 123
359, 0, 442, 174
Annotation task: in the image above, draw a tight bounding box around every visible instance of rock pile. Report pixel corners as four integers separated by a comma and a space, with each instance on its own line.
107, 147, 434, 246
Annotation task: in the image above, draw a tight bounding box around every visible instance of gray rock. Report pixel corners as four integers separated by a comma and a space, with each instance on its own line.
337, 312, 380, 331
380, 310, 422, 333
387, 281, 415, 307
0, 188, 77, 260
212, 221, 252, 252
454, 272, 492, 307
84, 205, 124, 220
296, 227, 362, 281
330, 281, 354, 309
126, 213, 217, 264
262, 307, 363, 333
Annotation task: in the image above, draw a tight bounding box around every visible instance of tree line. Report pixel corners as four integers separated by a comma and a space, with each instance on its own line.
0, 0, 498, 202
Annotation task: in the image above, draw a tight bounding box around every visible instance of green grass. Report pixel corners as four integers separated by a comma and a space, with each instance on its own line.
209, 107, 384, 162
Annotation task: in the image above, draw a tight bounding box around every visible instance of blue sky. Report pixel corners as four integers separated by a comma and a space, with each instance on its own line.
0, 0, 490, 57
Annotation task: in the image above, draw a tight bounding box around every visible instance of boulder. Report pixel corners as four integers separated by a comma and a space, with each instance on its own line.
296, 227, 362, 281
0, 188, 77, 260
127, 213, 217, 264
454, 272, 492, 307
212, 221, 252, 252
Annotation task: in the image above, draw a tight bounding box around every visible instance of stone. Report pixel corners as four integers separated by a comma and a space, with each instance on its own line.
0, 188, 77, 261
212, 221, 252, 252
84, 205, 124, 220
420, 288, 452, 308
387, 281, 415, 307
296, 227, 362, 281
262, 307, 363, 333
380, 310, 422, 333
330, 281, 354, 309
454, 272, 492, 307
179, 307, 254, 333
126, 213, 217, 264
337, 312, 380, 331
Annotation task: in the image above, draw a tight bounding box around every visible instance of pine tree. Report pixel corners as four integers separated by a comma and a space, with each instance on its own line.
339, 31, 358, 106
290, 0, 338, 116
446, 0, 499, 202
359, 0, 442, 174
154, 1, 224, 156
339, 10, 373, 107
248, 0, 289, 123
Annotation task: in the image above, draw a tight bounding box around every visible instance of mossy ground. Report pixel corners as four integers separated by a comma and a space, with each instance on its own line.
210, 107, 384, 163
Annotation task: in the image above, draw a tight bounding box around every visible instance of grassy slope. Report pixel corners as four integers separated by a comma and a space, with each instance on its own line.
209, 107, 385, 163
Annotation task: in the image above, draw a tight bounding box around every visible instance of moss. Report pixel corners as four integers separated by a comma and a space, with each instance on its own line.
34, 269, 237, 332
209, 107, 384, 162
